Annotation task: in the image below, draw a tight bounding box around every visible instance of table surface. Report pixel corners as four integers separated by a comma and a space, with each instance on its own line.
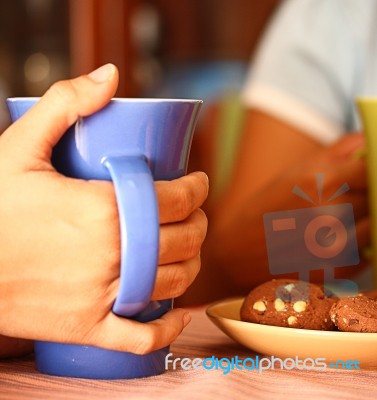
1, 305, 377, 400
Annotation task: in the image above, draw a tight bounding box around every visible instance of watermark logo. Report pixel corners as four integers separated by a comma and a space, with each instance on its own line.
165, 353, 361, 375
263, 173, 359, 294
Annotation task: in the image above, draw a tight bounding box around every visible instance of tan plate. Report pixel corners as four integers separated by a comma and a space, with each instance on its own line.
206, 297, 377, 368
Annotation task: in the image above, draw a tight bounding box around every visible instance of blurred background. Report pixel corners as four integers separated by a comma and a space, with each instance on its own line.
0, 0, 279, 131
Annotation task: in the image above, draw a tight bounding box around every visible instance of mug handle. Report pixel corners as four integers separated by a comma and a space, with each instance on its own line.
102, 155, 159, 317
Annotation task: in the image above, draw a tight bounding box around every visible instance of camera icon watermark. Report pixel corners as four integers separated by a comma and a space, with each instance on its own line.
263, 174, 360, 295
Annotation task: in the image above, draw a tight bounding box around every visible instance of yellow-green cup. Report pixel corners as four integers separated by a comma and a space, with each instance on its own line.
356, 97, 377, 289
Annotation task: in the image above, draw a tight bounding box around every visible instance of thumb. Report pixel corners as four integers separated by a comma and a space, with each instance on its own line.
4, 63, 119, 162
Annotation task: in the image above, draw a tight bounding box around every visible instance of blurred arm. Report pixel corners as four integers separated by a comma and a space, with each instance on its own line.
181, 108, 366, 305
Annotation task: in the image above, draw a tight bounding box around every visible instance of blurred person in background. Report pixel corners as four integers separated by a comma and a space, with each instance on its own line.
177, 0, 374, 305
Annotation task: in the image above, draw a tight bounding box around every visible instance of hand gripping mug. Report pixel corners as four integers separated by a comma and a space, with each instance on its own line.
7, 97, 202, 379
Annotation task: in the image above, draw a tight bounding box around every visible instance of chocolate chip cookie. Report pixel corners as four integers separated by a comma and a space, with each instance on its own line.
330, 295, 377, 333
240, 279, 337, 330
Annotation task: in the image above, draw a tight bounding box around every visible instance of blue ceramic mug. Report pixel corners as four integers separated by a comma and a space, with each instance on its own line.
7, 97, 202, 379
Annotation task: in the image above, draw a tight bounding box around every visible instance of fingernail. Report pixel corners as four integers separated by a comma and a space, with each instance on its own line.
183, 312, 191, 327
88, 63, 116, 83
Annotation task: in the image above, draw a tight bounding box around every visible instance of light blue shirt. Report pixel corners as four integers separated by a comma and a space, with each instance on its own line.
242, 0, 377, 144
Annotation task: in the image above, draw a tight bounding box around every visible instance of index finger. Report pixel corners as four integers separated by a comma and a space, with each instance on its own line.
155, 172, 209, 224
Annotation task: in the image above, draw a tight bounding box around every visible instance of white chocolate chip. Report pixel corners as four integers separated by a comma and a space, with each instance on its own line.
274, 298, 286, 312
253, 300, 267, 312
288, 316, 298, 326
343, 317, 347, 324
284, 283, 295, 292
293, 301, 307, 313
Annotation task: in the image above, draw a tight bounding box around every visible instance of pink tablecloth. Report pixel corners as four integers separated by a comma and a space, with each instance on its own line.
1, 306, 377, 400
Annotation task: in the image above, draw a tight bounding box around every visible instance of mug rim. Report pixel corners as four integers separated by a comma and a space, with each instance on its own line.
7, 97, 203, 104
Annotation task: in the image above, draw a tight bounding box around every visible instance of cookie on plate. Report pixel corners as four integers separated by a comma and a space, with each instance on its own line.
240, 279, 337, 331
330, 295, 377, 333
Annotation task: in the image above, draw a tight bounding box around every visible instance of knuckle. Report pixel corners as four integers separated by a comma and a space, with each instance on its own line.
194, 172, 210, 200
170, 280, 188, 299
172, 184, 197, 220
174, 277, 190, 298
184, 224, 204, 259
195, 208, 209, 234
168, 260, 199, 298
184, 210, 208, 258
174, 268, 188, 298
47, 80, 78, 106
169, 267, 190, 298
